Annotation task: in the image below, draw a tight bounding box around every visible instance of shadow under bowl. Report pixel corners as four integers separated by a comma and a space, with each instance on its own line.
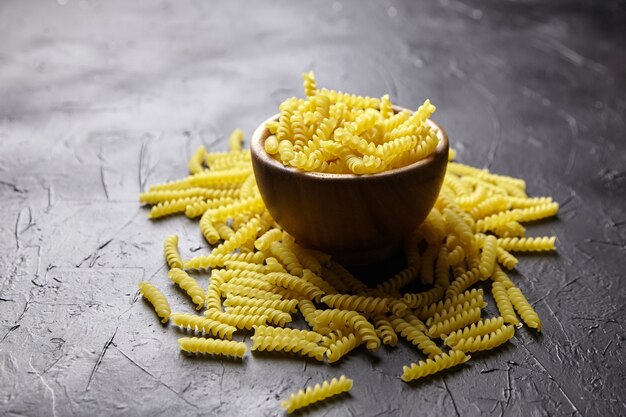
250, 107, 449, 266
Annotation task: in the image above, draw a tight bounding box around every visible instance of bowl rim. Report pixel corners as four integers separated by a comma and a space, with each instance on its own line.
250, 105, 449, 180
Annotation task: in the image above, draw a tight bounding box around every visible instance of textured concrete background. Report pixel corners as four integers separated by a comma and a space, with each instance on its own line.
1, 0, 625, 416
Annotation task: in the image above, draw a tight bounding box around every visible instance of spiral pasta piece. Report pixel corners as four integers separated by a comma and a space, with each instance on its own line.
138, 281, 171, 323
446, 267, 481, 299
479, 235, 498, 279
491, 265, 515, 289
211, 217, 262, 256
426, 298, 487, 327
287, 242, 323, 275
496, 247, 518, 270
265, 272, 324, 301
188, 146, 207, 174
168, 268, 205, 310
402, 286, 444, 309
507, 287, 542, 331
251, 334, 326, 361
170, 314, 236, 339
302, 71, 317, 97
205, 271, 224, 312
205, 196, 265, 222
185, 197, 237, 218
184, 251, 265, 270
199, 210, 220, 245
219, 283, 282, 301
443, 208, 475, 252
254, 229, 283, 251
469, 195, 508, 220
178, 337, 247, 358
228, 128, 244, 153
228, 305, 292, 327
401, 350, 471, 382
253, 325, 323, 343
451, 324, 515, 352
497, 237, 556, 252
269, 241, 303, 277
493, 221, 526, 238
149, 197, 203, 219
163, 234, 183, 269
420, 244, 438, 285
314, 309, 380, 351
435, 246, 450, 289
443, 316, 506, 347
326, 333, 360, 363
373, 314, 398, 347
390, 315, 442, 358
376, 262, 420, 294
416, 288, 484, 320
321, 294, 389, 315
140, 188, 237, 205
224, 295, 298, 313
491, 282, 519, 326
427, 306, 482, 338
281, 375, 353, 413
223, 260, 267, 274
204, 309, 268, 330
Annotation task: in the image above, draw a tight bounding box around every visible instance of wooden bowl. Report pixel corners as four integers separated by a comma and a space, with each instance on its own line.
250, 107, 449, 265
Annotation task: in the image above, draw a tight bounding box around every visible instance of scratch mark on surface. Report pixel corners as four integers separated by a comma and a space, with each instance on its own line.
565, 145, 577, 176
442, 378, 461, 417
100, 165, 110, 200
114, 345, 197, 407
0, 324, 20, 344
0, 179, 25, 193
602, 339, 612, 356
15, 206, 35, 249
518, 342, 583, 416
29, 360, 57, 417
86, 327, 118, 391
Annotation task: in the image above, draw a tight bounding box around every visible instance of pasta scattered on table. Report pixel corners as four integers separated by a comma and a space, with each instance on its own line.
136, 73, 559, 413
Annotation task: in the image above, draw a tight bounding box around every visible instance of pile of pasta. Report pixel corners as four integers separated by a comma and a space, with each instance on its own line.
263, 72, 438, 174
137, 76, 558, 414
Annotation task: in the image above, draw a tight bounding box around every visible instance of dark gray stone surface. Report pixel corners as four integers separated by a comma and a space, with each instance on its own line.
1, 0, 625, 416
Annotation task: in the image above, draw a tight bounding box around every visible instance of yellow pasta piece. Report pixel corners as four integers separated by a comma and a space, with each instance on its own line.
373, 314, 398, 346
314, 309, 380, 351
376, 262, 420, 294
149, 197, 203, 219
163, 234, 183, 269
402, 286, 444, 309
199, 210, 220, 245
443, 208, 474, 252
204, 309, 268, 330
321, 294, 389, 315
491, 265, 516, 289
188, 146, 207, 174
219, 282, 282, 301
496, 247, 519, 270
223, 295, 298, 313
228, 305, 292, 327
269, 241, 304, 276
211, 217, 262, 256
183, 251, 264, 270
228, 128, 244, 153
401, 350, 470, 382
493, 221, 526, 238
427, 306, 482, 338
328, 261, 369, 294
253, 325, 323, 343
326, 333, 360, 363
138, 281, 171, 323
443, 316, 506, 347
254, 229, 283, 251
426, 298, 487, 327
479, 235, 498, 279
434, 246, 450, 289
416, 288, 484, 320
446, 267, 481, 299
168, 268, 205, 310
139, 188, 237, 205
419, 244, 438, 285
170, 313, 236, 339
281, 375, 353, 414
251, 334, 326, 361
265, 272, 324, 301
451, 324, 515, 352
469, 195, 508, 220
178, 337, 247, 358
302, 71, 317, 97
390, 315, 442, 358
491, 282, 520, 326
184, 197, 237, 218
497, 237, 556, 252
507, 287, 542, 331
223, 260, 267, 273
